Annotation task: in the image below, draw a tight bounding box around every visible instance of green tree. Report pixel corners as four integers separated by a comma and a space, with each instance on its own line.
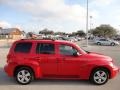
54, 31, 66, 35
39, 28, 54, 35
76, 30, 86, 37
91, 24, 117, 37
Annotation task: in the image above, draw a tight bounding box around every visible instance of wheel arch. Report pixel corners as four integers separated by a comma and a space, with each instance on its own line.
97, 42, 101, 45
14, 65, 35, 77
89, 66, 111, 79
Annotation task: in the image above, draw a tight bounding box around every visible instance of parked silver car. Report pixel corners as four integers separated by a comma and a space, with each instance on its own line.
95, 39, 119, 46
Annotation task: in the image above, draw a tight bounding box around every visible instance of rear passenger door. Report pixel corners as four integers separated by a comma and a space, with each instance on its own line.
35, 43, 58, 77
100, 39, 108, 45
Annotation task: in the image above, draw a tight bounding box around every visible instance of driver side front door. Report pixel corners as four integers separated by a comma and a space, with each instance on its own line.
58, 44, 81, 78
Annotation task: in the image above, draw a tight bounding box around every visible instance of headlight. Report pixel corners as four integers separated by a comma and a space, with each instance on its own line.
115, 42, 119, 45
109, 62, 114, 67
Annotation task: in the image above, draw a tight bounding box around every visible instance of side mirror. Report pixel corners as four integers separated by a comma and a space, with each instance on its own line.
73, 52, 81, 56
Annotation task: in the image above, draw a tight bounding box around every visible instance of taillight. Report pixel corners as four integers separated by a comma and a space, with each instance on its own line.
7, 54, 10, 59
7, 54, 10, 63
7, 54, 13, 63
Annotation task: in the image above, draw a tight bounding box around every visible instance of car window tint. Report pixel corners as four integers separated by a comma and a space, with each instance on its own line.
59, 45, 78, 56
36, 43, 55, 54
14, 42, 32, 53
100, 39, 105, 41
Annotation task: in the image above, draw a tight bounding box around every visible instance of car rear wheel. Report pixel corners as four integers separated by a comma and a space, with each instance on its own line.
97, 42, 101, 45
90, 68, 109, 85
15, 67, 34, 85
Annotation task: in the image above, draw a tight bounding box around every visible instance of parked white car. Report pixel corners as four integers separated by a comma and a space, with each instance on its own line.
95, 39, 119, 46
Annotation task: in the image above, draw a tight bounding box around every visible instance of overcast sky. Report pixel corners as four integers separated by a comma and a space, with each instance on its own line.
0, 0, 120, 33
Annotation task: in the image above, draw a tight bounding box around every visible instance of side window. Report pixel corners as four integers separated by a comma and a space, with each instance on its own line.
59, 44, 78, 56
100, 39, 103, 41
36, 43, 55, 54
14, 42, 32, 53
100, 39, 106, 41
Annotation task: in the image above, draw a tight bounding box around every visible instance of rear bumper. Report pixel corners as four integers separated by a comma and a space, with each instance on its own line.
4, 63, 15, 77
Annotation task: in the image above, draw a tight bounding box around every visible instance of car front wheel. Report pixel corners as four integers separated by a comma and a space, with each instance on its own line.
90, 68, 109, 85
15, 67, 34, 85
111, 42, 115, 46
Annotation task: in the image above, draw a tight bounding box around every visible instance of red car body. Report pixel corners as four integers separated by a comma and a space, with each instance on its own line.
4, 39, 119, 85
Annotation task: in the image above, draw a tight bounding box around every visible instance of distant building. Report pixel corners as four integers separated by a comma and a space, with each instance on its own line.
0, 28, 25, 40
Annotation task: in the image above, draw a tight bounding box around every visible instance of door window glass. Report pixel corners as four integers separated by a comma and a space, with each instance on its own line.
36, 43, 55, 54
59, 45, 78, 56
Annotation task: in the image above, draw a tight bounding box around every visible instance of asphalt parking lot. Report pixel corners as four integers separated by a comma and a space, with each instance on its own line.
0, 40, 120, 90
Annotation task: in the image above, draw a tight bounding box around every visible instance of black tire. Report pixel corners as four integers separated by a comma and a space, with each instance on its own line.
111, 42, 115, 46
97, 42, 101, 45
15, 67, 34, 85
90, 68, 109, 85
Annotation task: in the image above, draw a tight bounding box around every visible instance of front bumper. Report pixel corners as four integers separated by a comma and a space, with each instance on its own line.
110, 65, 119, 79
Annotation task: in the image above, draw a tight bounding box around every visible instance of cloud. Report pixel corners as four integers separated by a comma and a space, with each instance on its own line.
90, 0, 114, 7
0, 0, 93, 22
0, 21, 22, 30
0, 21, 11, 28
0, 0, 100, 32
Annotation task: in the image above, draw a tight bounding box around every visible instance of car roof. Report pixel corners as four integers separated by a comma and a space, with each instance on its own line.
15, 39, 75, 45
13, 39, 87, 54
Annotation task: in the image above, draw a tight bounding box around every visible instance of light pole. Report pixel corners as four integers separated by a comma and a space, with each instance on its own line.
90, 16, 93, 31
86, 0, 89, 46
90, 16, 93, 39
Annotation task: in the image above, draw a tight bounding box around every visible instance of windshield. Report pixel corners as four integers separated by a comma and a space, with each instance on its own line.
75, 44, 88, 54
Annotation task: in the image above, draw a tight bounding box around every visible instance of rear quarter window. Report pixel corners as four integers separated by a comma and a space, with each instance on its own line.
14, 42, 32, 53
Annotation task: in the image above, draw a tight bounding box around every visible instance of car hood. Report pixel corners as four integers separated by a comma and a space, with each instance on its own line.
86, 52, 113, 62
113, 41, 119, 44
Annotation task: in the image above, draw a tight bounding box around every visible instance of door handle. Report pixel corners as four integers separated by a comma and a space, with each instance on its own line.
31, 57, 41, 60
63, 58, 66, 61
25, 57, 41, 61
56, 58, 59, 63
35, 57, 41, 60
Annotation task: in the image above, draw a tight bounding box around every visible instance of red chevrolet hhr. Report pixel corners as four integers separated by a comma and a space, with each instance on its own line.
4, 39, 119, 85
